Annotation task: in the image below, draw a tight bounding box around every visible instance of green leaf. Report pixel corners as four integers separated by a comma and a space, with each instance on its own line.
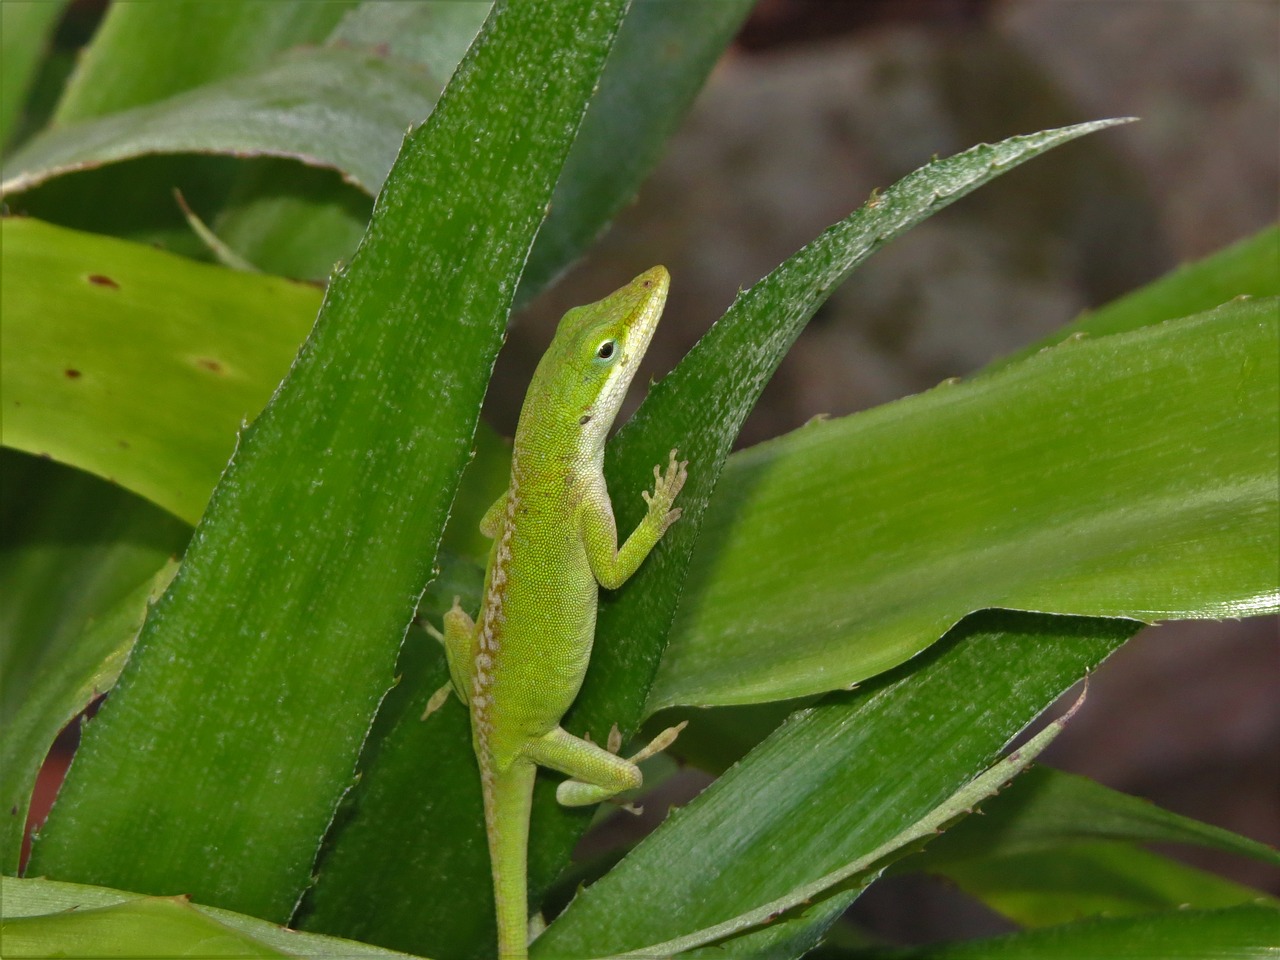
29, 0, 628, 925
934, 841, 1276, 928
211, 161, 373, 279
531, 612, 1136, 958
6, 0, 358, 265
0, 0, 66, 149
857, 904, 1280, 959
0, 451, 187, 871
607, 695, 1080, 960
326, 1, 491, 81
10, 2, 747, 295
0, 216, 322, 525
51, 0, 352, 123
1, 876, 418, 960
996, 223, 1280, 369
912, 765, 1280, 869
295, 122, 1134, 956
3, 46, 442, 198
651, 297, 1279, 709
899, 765, 1279, 929
578, 119, 1133, 730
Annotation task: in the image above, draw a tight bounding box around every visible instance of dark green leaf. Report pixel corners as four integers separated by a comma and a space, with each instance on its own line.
516, 0, 756, 303
532, 612, 1136, 958
900, 765, 1279, 929
29, 0, 629, 925
326, 1, 490, 81
0, 452, 187, 871
631, 703, 1080, 960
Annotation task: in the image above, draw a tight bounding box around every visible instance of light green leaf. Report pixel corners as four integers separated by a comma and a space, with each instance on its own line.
1, 876, 419, 960
29, 0, 628, 927
3, 46, 442, 198
652, 297, 1279, 709
51, 0, 353, 123
0, 0, 67, 149
0, 216, 322, 525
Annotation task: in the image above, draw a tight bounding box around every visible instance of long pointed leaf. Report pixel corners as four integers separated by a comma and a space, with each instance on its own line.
651, 297, 1279, 708
912, 765, 1280, 869
932, 841, 1275, 928
30, 0, 628, 923
532, 612, 1136, 958
858, 904, 1280, 959
607, 694, 1082, 960
2, 876, 417, 960
993, 223, 1280, 369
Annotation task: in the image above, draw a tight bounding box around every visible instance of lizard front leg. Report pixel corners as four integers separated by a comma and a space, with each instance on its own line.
580, 449, 687, 590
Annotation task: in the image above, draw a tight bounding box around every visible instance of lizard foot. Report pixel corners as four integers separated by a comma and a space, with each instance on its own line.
641, 449, 689, 534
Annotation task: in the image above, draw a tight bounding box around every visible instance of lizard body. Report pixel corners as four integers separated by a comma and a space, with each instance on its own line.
427, 266, 687, 959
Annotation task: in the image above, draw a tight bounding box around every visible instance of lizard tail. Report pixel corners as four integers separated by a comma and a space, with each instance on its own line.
485, 760, 537, 960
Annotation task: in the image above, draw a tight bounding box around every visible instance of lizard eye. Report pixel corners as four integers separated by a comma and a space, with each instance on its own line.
595, 340, 616, 360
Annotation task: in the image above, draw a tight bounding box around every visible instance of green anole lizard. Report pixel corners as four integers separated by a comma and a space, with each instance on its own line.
424, 266, 688, 959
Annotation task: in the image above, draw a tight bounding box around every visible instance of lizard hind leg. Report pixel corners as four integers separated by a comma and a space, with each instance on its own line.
421, 598, 478, 720
527, 722, 688, 807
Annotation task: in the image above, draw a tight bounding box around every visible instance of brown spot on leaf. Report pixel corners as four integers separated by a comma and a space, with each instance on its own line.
65, 369, 82, 379
196, 358, 225, 374
87, 274, 119, 289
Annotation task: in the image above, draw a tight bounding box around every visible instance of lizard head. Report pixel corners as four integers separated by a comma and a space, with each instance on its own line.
524, 266, 670, 457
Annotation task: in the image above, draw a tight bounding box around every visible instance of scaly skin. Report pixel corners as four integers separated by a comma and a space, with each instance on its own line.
426, 267, 687, 959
